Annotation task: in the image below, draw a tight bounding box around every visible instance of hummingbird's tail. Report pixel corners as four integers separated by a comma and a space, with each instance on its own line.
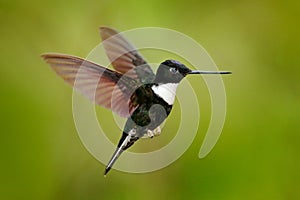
104, 130, 139, 176
104, 147, 124, 176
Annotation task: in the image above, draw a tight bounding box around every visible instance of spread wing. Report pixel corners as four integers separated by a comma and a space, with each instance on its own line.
100, 26, 155, 84
42, 54, 138, 118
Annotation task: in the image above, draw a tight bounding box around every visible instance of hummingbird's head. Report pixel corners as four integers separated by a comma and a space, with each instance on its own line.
154, 59, 232, 84
154, 60, 191, 84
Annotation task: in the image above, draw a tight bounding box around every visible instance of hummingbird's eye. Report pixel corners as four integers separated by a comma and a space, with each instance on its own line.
169, 67, 178, 74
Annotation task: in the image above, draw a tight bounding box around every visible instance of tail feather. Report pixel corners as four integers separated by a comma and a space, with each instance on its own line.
104, 147, 124, 175
104, 129, 140, 176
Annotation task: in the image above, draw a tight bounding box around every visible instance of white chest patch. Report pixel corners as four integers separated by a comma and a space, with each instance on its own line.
151, 83, 178, 105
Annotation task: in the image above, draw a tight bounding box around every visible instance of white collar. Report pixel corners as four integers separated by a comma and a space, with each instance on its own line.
151, 83, 178, 105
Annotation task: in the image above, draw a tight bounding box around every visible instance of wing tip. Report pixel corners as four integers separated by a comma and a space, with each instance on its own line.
41, 53, 52, 60
99, 26, 116, 31
41, 53, 56, 64
99, 26, 119, 39
41, 53, 68, 61
41, 53, 86, 64
99, 26, 109, 30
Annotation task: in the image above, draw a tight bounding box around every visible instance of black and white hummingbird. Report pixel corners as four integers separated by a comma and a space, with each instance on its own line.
42, 27, 231, 175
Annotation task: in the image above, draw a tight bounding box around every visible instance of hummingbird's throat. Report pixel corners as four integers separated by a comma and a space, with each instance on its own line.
151, 83, 178, 105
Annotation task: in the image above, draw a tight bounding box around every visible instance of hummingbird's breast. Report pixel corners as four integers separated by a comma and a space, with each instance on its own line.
127, 83, 174, 132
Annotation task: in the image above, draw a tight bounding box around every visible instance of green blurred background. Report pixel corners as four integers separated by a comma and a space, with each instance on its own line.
1, 0, 299, 199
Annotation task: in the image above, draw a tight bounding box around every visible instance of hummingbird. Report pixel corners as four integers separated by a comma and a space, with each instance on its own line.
42, 27, 231, 175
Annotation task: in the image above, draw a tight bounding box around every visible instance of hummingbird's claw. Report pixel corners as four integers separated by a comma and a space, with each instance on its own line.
153, 126, 161, 136
147, 130, 155, 138
146, 126, 162, 138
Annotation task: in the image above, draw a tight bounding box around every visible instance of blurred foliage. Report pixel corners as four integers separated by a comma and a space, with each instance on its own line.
0, 0, 299, 199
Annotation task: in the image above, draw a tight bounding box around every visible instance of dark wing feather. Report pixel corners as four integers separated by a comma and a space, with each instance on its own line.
42, 53, 138, 118
100, 27, 155, 84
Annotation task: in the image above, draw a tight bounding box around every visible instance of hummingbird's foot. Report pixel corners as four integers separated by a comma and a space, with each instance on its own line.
146, 126, 161, 138
153, 126, 161, 136
147, 129, 155, 138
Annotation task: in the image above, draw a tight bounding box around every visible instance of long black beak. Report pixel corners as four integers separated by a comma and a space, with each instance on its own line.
189, 70, 232, 74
